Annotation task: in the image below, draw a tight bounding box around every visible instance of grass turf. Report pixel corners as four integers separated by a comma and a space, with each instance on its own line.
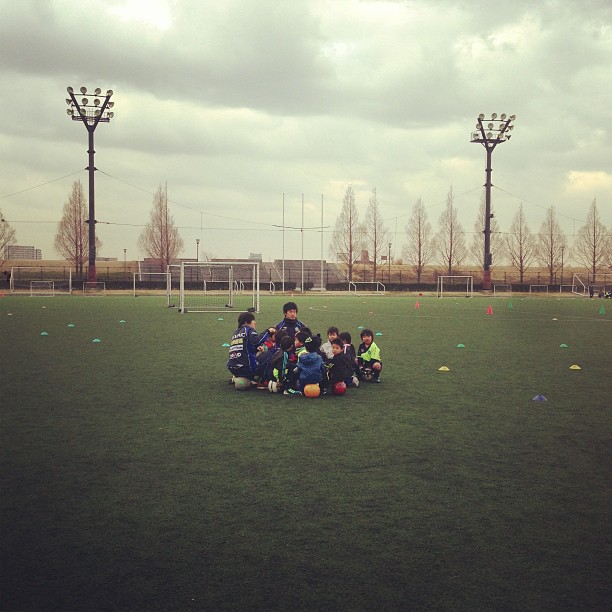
1, 294, 610, 611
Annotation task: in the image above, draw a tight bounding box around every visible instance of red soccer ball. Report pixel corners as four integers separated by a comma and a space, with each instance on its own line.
332, 382, 347, 396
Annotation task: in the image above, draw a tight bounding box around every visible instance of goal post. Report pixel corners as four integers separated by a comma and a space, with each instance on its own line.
493, 284, 512, 296
83, 282, 106, 296
572, 273, 588, 296
348, 281, 386, 295
529, 285, 549, 294
179, 261, 260, 313
30, 281, 55, 297
436, 275, 473, 298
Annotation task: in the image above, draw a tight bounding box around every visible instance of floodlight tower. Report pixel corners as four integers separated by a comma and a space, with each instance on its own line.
65, 86, 115, 282
470, 112, 515, 290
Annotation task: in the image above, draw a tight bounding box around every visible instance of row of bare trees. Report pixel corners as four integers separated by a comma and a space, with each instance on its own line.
329, 186, 392, 282
331, 185, 611, 284
50, 181, 183, 274
2, 181, 610, 284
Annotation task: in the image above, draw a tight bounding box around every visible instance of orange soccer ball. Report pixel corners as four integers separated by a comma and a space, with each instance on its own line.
303, 384, 321, 398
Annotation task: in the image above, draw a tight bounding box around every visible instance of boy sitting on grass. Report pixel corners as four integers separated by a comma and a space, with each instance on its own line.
227, 312, 275, 383
285, 336, 325, 396
321, 326, 339, 359
267, 336, 294, 393
327, 338, 358, 389
357, 328, 382, 383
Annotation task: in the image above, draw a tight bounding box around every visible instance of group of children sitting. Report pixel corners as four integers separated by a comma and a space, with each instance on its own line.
226, 301, 382, 396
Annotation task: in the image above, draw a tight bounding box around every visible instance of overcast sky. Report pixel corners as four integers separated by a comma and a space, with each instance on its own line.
1, 0, 611, 264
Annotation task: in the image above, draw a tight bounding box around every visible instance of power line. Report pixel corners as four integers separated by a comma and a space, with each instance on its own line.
97, 170, 331, 230
492, 185, 587, 224
385, 186, 484, 222
0, 170, 85, 199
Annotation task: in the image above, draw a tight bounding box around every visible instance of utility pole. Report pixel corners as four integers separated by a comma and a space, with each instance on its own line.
471, 112, 515, 290
65, 86, 115, 282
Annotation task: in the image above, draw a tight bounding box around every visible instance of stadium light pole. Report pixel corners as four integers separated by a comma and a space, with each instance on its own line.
65, 86, 115, 283
471, 112, 515, 290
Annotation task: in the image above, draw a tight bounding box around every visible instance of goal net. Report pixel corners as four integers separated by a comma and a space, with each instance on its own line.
83, 282, 106, 296
493, 284, 512, 296
529, 285, 548, 294
348, 281, 386, 296
10, 267, 72, 294
572, 273, 588, 296
30, 281, 55, 297
436, 275, 473, 298
179, 261, 260, 313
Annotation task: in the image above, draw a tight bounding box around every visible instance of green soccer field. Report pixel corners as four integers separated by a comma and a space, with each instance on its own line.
1, 293, 610, 611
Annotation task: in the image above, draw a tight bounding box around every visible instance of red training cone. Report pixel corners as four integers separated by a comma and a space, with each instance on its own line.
486, 305, 493, 315
415, 300, 420, 309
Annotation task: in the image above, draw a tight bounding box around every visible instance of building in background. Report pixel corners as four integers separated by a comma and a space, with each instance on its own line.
4, 245, 42, 260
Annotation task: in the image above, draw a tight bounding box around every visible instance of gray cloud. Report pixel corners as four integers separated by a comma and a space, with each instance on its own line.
1, 0, 610, 263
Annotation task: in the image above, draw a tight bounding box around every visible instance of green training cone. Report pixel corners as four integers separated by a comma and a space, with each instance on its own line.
508, 301, 513, 309
600, 305, 605, 315
457, 344, 465, 348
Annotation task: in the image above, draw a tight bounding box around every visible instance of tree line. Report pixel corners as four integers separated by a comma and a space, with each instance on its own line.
330, 185, 611, 284
1, 181, 183, 275
1, 181, 610, 284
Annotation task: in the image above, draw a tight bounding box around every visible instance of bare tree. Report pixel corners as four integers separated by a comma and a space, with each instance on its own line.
470, 192, 504, 267
1, 209, 17, 270
505, 203, 536, 285
402, 198, 433, 285
329, 185, 361, 282
573, 199, 609, 278
138, 184, 184, 271
435, 187, 467, 275
537, 206, 567, 284
605, 231, 612, 269
55, 180, 101, 277
361, 188, 390, 281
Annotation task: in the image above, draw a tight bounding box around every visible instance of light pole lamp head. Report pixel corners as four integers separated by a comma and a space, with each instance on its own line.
66, 85, 116, 126
471, 113, 516, 144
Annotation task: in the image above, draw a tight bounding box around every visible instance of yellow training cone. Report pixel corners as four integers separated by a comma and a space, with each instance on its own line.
438, 366, 450, 371
569, 364, 582, 370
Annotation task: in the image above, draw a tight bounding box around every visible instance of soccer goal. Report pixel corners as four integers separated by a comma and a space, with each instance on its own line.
179, 261, 260, 313
10, 266, 72, 294
436, 275, 473, 298
572, 273, 588, 296
348, 281, 386, 296
30, 281, 55, 297
529, 284, 549, 294
83, 282, 106, 296
493, 284, 512, 296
